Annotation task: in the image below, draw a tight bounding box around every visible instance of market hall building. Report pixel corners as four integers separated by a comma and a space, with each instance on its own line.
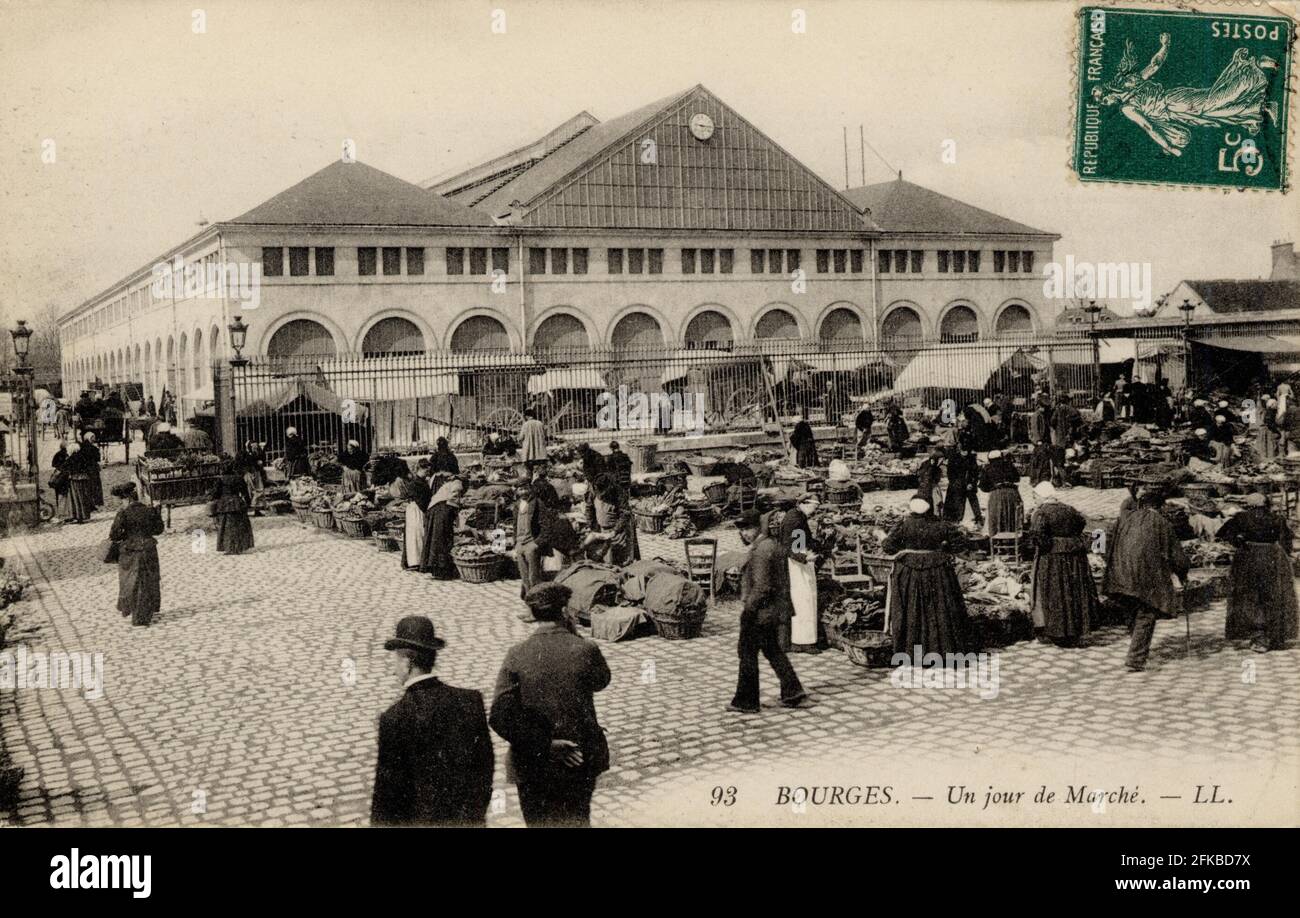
58, 84, 1060, 403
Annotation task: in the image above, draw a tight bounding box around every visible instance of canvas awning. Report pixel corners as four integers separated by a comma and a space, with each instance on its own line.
1049, 339, 1137, 365
893, 344, 1045, 392
527, 366, 608, 393
1195, 335, 1300, 354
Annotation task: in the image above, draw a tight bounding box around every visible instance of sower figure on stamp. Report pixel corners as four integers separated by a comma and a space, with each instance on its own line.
371, 616, 494, 827
728, 510, 808, 714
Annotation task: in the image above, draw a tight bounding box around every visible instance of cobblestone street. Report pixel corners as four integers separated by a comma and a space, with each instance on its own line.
2, 461, 1297, 828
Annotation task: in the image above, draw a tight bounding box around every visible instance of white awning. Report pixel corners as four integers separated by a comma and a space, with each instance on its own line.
893, 343, 1045, 392
528, 366, 608, 393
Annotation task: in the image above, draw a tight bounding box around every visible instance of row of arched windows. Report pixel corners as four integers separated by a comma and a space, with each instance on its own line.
66, 325, 222, 397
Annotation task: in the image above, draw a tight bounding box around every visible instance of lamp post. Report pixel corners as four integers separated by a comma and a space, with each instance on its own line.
1083, 299, 1102, 399
8, 320, 40, 508
224, 316, 249, 455
227, 315, 249, 368
1178, 298, 1197, 395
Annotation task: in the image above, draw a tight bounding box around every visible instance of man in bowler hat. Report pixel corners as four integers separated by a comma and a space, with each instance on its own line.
489, 583, 611, 827
371, 616, 495, 827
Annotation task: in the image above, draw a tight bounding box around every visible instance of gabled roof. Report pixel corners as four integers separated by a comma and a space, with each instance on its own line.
841, 178, 1054, 237
448, 85, 871, 232
1184, 279, 1300, 314
230, 160, 494, 226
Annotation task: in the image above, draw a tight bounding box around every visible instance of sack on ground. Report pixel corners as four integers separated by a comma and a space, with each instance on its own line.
642, 571, 706, 620
589, 605, 650, 642
552, 561, 622, 619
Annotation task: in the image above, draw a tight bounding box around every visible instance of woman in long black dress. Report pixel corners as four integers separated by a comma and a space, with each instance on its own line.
881, 496, 970, 659
790, 411, 818, 468
589, 474, 640, 565
429, 437, 460, 475
108, 482, 165, 626
979, 449, 1023, 536
1217, 491, 1298, 652
284, 427, 311, 478
50, 439, 72, 521
64, 441, 94, 523
886, 404, 909, 452
1026, 481, 1096, 647
421, 478, 466, 579
210, 465, 254, 555
81, 431, 104, 510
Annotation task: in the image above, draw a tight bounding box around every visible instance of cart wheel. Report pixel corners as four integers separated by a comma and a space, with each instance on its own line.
725, 387, 762, 427
38, 499, 55, 522
482, 406, 524, 437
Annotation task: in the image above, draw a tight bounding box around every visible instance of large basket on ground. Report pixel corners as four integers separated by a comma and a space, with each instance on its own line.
686, 505, 717, 529
453, 553, 504, 583
336, 514, 370, 539
702, 481, 729, 505
634, 508, 669, 533
649, 608, 707, 640
883, 473, 918, 491
683, 456, 719, 477
1181, 481, 1219, 500
842, 630, 893, 667
310, 508, 336, 530
374, 531, 401, 552
628, 440, 659, 474
825, 483, 861, 505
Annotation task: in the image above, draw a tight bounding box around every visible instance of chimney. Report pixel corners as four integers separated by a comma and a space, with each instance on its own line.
1270, 240, 1297, 281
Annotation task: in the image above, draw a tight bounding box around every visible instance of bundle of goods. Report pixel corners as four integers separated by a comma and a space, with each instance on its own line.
817, 504, 907, 555
682, 454, 720, 477
632, 495, 675, 533
954, 557, 1033, 646
450, 543, 505, 582
367, 453, 411, 487
821, 584, 886, 646
771, 465, 823, 486
289, 478, 327, 522
0, 568, 30, 611
641, 570, 708, 639
309, 496, 336, 530
1184, 539, 1234, 569
308, 447, 342, 484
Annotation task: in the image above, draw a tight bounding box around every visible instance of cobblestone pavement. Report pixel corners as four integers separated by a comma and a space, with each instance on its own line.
2, 467, 1297, 827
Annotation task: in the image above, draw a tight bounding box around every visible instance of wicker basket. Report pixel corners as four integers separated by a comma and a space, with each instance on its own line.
686, 506, 717, 529
650, 609, 707, 640
268, 500, 293, 515
883, 473, 919, 491
634, 508, 669, 533
1182, 481, 1219, 500
702, 481, 729, 505
862, 554, 895, 582
825, 484, 861, 505
311, 508, 336, 530
292, 505, 312, 523
453, 553, 503, 583
337, 515, 370, 539
842, 630, 893, 667
684, 456, 719, 477
374, 532, 401, 552
749, 465, 775, 488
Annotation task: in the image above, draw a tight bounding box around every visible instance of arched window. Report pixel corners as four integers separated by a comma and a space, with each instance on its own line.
684, 310, 733, 348
193, 329, 203, 388
210, 325, 220, 369
178, 334, 188, 393
362, 317, 426, 356
819, 307, 863, 344
996, 304, 1034, 335
449, 316, 510, 352
882, 306, 922, 346
940, 305, 979, 342
755, 308, 800, 339
610, 312, 664, 349
532, 314, 590, 352
267, 319, 337, 358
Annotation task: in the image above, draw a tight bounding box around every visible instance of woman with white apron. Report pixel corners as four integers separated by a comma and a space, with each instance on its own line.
778, 493, 821, 653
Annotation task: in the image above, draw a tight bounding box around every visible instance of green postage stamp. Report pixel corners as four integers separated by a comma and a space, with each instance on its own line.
1074, 4, 1294, 190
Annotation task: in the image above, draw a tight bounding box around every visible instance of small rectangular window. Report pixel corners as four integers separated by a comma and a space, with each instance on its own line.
850, 249, 863, 273
816, 249, 830, 273
382, 247, 402, 275
262, 247, 284, 277
571, 248, 587, 275
681, 248, 696, 274
406, 247, 425, 276
833, 249, 847, 273
700, 249, 715, 274
550, 248, 568, 275
910, 250, 923, 273
786, 249, 800, 272
719, 248, 734, 274
607, 248, 623, 274
648, 248, 663, 274
877, 249, 891, 274
288, 246, 309, 276
492, 247, 509, 274
968, 250, 981, 273
751, 249, 766, 273
628, 248, 644, 274
937, 250, 950, 273
528, 247, 547, 275
953, 250, 966, 273
470, 248, 488, 275
357, 247, 377, 276
993, 250, 1005, 273
315, 247, 335, 276
768, 249, 783, 274
1007, 251, 1020, 273
894, 250, 909, 274
445, 247, 464, 275
1021, 251, 1034, 274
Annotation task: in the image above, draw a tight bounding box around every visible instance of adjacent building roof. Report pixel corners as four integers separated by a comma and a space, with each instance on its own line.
1182, 279, 1300, 314
841, 178, 1055, 237
230, 160, 494, 226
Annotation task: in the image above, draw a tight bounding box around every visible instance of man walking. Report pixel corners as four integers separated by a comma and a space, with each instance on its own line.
729, 511, 808, 713
490, 584, 611, 827
371, 616, 494, 826
1102, 489, 1191, 672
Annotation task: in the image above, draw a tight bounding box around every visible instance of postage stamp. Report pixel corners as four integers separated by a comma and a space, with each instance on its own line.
1073, 4, 1295, 190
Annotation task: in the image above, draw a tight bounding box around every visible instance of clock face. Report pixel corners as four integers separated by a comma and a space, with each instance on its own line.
689, 113, 715, 141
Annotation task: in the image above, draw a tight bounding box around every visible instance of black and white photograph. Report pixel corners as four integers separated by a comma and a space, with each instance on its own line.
0, 0, 1295, 891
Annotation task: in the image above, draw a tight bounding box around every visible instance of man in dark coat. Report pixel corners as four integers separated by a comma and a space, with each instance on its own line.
605, 441, 633, 489
1102, 489, 1191, 672
371, 616, 494, 827
489, 584, 611, 828
942, 433, 983, 526
729, 511, 807, 713
854, 406, 875, 458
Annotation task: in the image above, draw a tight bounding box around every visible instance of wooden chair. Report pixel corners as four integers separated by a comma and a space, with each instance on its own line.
684, 538, 718, 601
989, 532, 1021, 561
832, 536, 874, 589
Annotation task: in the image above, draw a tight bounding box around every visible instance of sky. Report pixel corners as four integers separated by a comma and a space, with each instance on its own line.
0, 0, 1295, 332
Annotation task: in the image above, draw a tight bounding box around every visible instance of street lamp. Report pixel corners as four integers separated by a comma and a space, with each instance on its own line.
9, 319, 33, 374
1083, 300, 1102, 398
1178, 298, 1197, 394
8, 320, 39, 503
227, 315, 249, 367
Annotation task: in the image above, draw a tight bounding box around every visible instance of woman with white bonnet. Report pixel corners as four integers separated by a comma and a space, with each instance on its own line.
283, 426, 311, 478
1216, 490, 1298, 653
1026, 480, 1097, 647
978, 448, 1023, 536
1276, 382, 1295, 455
1258, 397, 1280, 461
880, 495, 970, 659
339, 439, 370, 495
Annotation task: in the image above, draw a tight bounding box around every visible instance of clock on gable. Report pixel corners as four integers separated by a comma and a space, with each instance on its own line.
688, 112, 715, 141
